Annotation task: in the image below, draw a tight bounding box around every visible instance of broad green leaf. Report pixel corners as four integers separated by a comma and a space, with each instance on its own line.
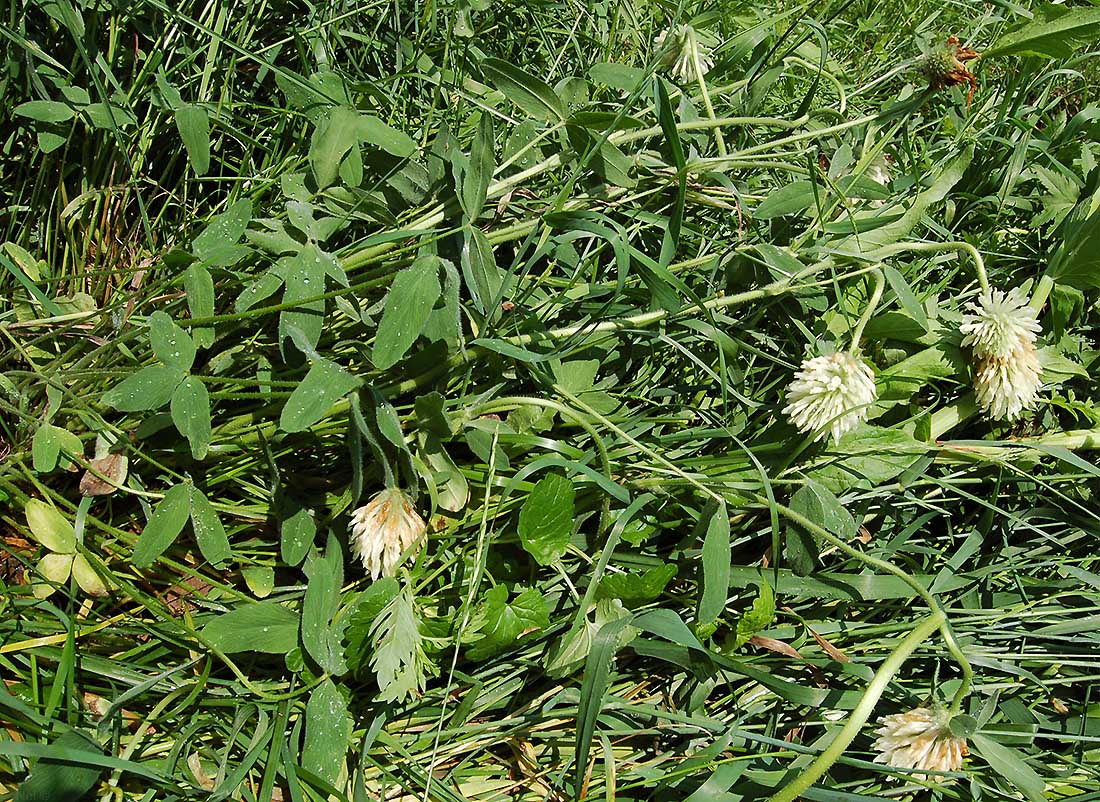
170, 377, 212, 460
25, 499, 76, 553
14, 100, 75, 123
189, 486, 231, 566
102, 365, 186, 411
372, 256, 441, 370
302, 539, 347, 675
242, 566, 274, 597
192, 199, 252, 265
310, 106, 361, 188
518, 473, 574, 565
13, 730, 103, 802
277, 246, 328, 354
358, 115, 416, 158
755, 181, 816, 219
302, 679, 352, 786
35, 553, 74, 598
697, 501, 730, 631
280, 504, 316, 566
280, 359, 362, 433
588, 62, 647, 91
72, 554, 109, 596
202, 601, 300, 653
183, 263, 215, 347
460, 227, 507, 317
732, 579, 775, 648
81, 102, 137, 130
787, 480, 857, 576
598, 564, 677, 605
467, 585, 550, 660
32, 423, 82, 473
971, 734, 1047, 802
133, 483, 192, 567
175, 104, 210, 176
807, 426, 927, 494
481, 58, 565, 122
149, 311, 196, 372
461, 113, 494, 220
985, 6, 1100, 59
1049, 206, 1100, 289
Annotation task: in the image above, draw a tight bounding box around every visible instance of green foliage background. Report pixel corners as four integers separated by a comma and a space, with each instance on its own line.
2, 0, 1100, 799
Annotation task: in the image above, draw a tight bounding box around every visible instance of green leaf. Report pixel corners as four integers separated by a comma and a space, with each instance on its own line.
342, 578, 401, 675
518, 473, 574, 566
787, 480, 857, 576
14, 730, 102, 802
807, 426, 927, 494
461, 113, 494, 220
369, 583, 429, 702
102, 365, 186, 411
971, 733, 1047, 802
481, 58, 565, 122
302, 539, 347, 675
755, 181, 816, 219
302, 678, 352, 786
358, 115, 416, 158
175, 104, 210, 176
72, 553, 108, 597
31, 423, 82, 473
202, 601, 300, 653
149, 310, 196, 372
310, 106, 361, 188
14, 100, 75, 123
277, 245, 331, 355
189, 486, 231, 566
1049, 206, 1100, 289
985, 6, 1100, 59
372, 256, 441, 370
588, 62, 647, 92
697, 501, 730, 630
732, 579, 775, 648
170, 377, 212, 460
24, 499, 76, 554
280, 504, 316, 566
598, 564, 677, 605
467, 585, 550, 660
182, 263, 215, 347
133, 483, 192, 567
280, 359, 362, 433
192, 199, 253, 265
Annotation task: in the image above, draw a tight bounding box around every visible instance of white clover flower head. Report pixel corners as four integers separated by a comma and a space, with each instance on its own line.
654, 24, 714, 84
960, 286, 1041, 359
973, 340, 1043, 421
783, 351, 877, 443
866, 155, 891, 187
349, 488, 427, 580
872, 706, 969, 781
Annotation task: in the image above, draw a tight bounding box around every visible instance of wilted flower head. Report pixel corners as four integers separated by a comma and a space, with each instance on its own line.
960, 287, 1041, 359
783, 351, 877, 443
973, 343, 1043, 421
872, 706, 968, 781
654, 24, 714, 84
349, 488, 426, 580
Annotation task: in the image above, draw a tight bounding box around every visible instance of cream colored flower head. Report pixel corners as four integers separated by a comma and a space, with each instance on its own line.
872, 706, 968, 782
960, 286, 1041, 359
960, 286, 1043, 420
783, 351, 877, 443
349, 488, 426, 580
973, 343, 1042, 421
654, 24, 714, 84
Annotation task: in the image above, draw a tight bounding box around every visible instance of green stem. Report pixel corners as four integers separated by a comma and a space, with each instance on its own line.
849, 266, 885, 351
871, 241, 989, 295
689, 33, 725, 156
766, 613, 945, 802
770, 501, 973, 714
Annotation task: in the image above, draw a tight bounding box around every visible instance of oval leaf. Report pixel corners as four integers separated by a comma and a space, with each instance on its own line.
372, 257, 441, 370
189, 486, 231, 567
25, 499, 76, 553
133, 484, 192, 568
170, 377, 212, 460
102, 365, 186, 412
518, 473, 574, 565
